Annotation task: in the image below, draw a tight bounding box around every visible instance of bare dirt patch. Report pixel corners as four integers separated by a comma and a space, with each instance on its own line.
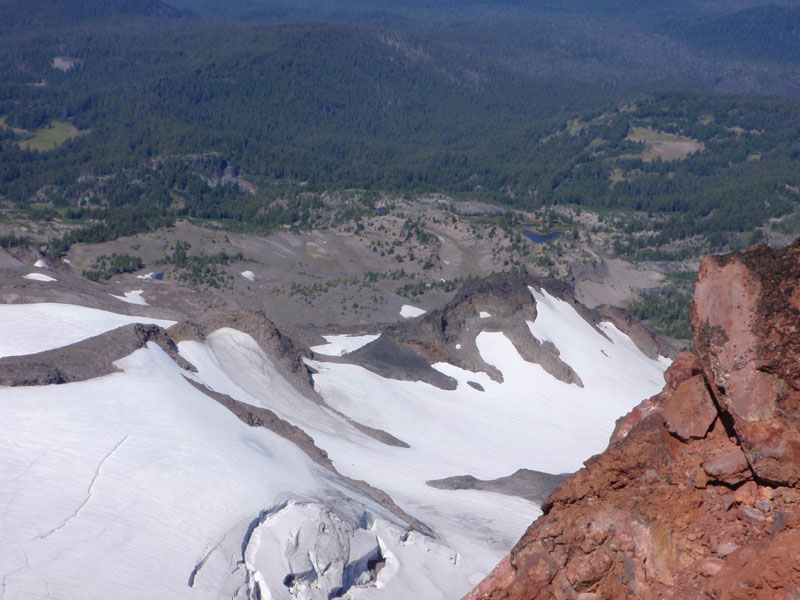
626, 126, 704, 162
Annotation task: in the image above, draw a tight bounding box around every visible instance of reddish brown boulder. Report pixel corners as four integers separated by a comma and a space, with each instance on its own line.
692, 241, 800, 485
662, 374, 717, 441
464, 240, 800, 600
703, 448, 751, 485
609, 352, 703, 445
664, 352, 704, 389
707, 530, 800, 599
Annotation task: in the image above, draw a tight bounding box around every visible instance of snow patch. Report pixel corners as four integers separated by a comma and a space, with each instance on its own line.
0, 327, 472, 600
400, 305, 426, 319
109, 290, 148, 306
33, 259, 49, 269
0, 297, 671, 600
23, 273, 57, 282
136, 272, 154, 280
240, 270, 255, 282
479, 311, 491, 319
311, 334, 380, 356
0, 303, 175, 358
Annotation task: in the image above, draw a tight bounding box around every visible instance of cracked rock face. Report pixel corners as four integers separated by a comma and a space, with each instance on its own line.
465, 239, 800, 600
692, 241, 800, 486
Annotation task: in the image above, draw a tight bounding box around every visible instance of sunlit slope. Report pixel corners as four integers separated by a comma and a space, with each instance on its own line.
0, 291, 668, 598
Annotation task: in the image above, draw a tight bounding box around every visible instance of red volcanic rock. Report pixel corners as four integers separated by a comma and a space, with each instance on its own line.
692, 241, 800, 485
662, 375, 717, 441
465, 240, 800, 600
664, 352, 703, 389
703, 448, 751, 485
462, 557, 516, 600
609, 352, 702, 445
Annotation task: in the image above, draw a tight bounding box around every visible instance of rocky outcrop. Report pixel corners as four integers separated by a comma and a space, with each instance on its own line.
692, 241, 800, 486
427, 469, 571, 505
169, 310, 318, 400
0, 323, 192, 385
171, 310, 411, 449
346, 273, 571, 386
346, 273, 667, 389
465, 240, 800, 600
594, 304, 674, 361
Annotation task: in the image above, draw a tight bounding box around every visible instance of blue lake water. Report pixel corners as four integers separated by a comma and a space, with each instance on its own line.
522, 230, 562, 243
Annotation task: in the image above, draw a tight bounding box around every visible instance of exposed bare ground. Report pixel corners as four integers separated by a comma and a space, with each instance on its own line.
0, 195, 686, 344
626, 126, 704, 162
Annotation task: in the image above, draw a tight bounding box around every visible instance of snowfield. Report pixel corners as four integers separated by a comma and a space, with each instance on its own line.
109, 289, 149, 305
0, 303, 175, 358
399, 304, 426, 318
0, 290, 669, 599
22, 272, 57, 282
311, 334, 381, 356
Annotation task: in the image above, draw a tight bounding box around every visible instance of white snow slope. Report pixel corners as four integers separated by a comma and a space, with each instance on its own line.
0, 290, 669, 599
109, 289, 149, 306
0, 303, 175, 358
399, 304, 425, 318
22, 273, 57, 282
311, 334, 381, 356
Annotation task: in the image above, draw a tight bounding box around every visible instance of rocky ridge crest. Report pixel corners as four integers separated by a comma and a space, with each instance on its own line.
342, 273, 668, 390
465, 240, 800, 600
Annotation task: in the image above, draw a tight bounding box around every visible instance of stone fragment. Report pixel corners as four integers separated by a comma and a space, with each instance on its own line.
701, 557, 725, 577
662, 375, 717, 442
665, 352, 704, 389
755, 500, 774, 513
733, 481, 759, 505
609, 353, 703, 445
702, 448, 751, 485
716, 541, 739, 558
738, 505, 766, 524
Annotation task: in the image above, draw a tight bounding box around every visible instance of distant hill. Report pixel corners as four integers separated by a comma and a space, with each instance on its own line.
0, 0, 194, 29
1, 0, 800, 258
666, 5, 800, 64
159, 0, 786, 24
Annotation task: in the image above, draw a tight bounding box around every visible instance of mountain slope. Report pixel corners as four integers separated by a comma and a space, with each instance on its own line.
465, 240, 800, 599
667, 5, 800, 64
0, 274, 669, 598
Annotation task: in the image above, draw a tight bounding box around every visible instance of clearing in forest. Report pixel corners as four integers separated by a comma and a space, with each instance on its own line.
17, 120, 87, 152
626, 126, 703, 162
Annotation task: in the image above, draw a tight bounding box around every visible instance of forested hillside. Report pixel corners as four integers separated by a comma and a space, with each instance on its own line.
0, 0, 799, 262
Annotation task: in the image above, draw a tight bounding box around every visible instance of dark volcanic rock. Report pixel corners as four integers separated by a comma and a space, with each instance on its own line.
334, 273, 673, 391
344, 273, 594, 388
465, 239, 800, 600
345, 334, 458, 390
427, 469, 571, 505
171, 310, 410, 448
0, 323, 192, 386
594, 303, 675, 361
170, 310, 318, 400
